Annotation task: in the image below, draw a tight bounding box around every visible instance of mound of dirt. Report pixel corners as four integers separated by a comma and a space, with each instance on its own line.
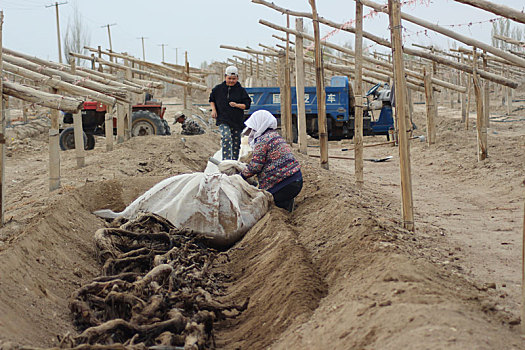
213, 158, 523, 349
0, 96, 524, 349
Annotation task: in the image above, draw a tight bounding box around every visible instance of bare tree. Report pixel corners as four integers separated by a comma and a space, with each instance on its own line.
63, 1, 91, 65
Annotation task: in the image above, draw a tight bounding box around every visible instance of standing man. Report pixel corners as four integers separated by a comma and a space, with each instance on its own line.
209, 66, 251, 160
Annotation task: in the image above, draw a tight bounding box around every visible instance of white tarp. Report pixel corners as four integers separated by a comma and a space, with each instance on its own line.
94, 172, 272, 248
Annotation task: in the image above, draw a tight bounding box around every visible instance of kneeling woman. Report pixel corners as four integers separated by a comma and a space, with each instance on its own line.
240, 110, 303, 212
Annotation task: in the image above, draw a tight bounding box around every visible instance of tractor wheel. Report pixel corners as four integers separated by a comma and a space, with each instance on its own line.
162, 119, 171, 135
59, 127, 88, 151
86, 133, 96, 150
131, 110, 166, 136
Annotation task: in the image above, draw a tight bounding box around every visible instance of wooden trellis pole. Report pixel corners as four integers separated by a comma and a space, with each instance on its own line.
0, 11, 4, 225
294, 18, 307, 154
2, 81, 83, 112
423, 67, 436, 145
3, 50, 129, 101
482, 52, 490, 129
389, 0, 414, 232
259, 19, 493, 91
354, 0, 364, 186
117, 103, 125, 144
362, 0, 525, 68
472, 48, 487, 161
460, 54, 467, 122
69, 58, 85, 168
308, 0, 328, 170
253, 0, 517, 88
70, 52, 200, 91
284, 14, 293, 144
105, 105, 114, 152
49, 85, 61, 191
522, 198, 525, 335
453, 0, 525, 24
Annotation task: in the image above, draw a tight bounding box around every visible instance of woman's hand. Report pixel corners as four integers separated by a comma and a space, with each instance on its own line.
229, 102, 246, 109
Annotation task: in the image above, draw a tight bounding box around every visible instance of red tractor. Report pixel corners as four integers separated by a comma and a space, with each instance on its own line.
59, 100, 170, 151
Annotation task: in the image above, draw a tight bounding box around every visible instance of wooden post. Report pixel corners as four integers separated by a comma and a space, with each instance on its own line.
0, 11, 4, 225
69, 59, 85, 168
354, 0, 364, 186
295, 18, 307, 154
98, 46, 103, 73
423, 67, 436, 145
105, 105, 114, 151
522, 198, 525, 335
284, 14, 293, 144
72, 111, 85, 168
255, 54, 260, 84
472, 48, 487, 161
116, 103, 125, 143
506, 69, 512, 115
49, 86, 61, 191
22, 101, 28, 123
183, 51, 189, 109
277, 51, 288, 139
389, 0, 414, 231
185, 52, 191, 109
482, 51, 490, 128
460, 55, 467, 122
466, 70, 472, 130
308, 0, 329, 170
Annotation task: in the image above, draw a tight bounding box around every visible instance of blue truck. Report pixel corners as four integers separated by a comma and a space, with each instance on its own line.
244, 76, 394, 140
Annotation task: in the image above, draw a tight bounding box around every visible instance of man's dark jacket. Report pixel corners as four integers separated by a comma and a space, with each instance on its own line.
209, 81, 251, 130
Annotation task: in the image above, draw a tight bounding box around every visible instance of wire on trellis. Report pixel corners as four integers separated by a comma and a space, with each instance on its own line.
305, 0, 433, 53
401, 17, 499, 41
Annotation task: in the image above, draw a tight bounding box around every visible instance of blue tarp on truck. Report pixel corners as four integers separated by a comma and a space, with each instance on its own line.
244, 76, 394, 140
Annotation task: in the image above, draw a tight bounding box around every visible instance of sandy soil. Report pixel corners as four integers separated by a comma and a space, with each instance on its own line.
0, 93, 524, 349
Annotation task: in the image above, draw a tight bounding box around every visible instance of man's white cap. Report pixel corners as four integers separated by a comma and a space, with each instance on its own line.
225, 65, 239, 76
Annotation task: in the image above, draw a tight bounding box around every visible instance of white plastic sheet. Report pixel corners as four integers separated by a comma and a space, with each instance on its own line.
94, 172, 272, 248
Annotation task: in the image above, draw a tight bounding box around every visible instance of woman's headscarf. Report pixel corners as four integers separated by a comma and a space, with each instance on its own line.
244, 110, 278, 147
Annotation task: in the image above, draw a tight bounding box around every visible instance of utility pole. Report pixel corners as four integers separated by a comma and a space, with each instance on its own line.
174, 47, 181, 65
158, 43, 168, 62
101, 23, 117, 53
137, 36, 148, 61
45, 1, 67, 63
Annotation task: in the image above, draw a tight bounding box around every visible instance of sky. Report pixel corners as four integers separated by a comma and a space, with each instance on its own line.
1, 0, 524, 68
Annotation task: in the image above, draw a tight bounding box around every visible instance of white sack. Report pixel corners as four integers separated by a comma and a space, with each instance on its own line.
94, 172, 273, 248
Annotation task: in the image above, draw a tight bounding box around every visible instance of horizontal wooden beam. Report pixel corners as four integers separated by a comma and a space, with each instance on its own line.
3, 61, 117, 106
453, 0, 525, 24
3, 80, 83, 113
3, 48, 131, 101
360, 0, 525, 68
72, 53, 207, 91
84, 46, 202, 82
255, 0, 518, 88
220, 44, 280, 57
